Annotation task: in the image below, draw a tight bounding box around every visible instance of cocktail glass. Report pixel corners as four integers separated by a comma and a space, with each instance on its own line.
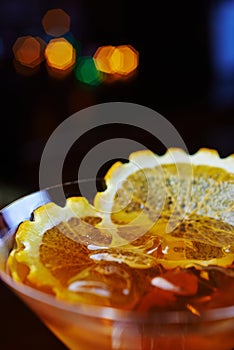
0, 180, 233, 350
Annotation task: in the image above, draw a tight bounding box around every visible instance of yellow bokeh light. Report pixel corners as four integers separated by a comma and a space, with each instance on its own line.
42, 8, 70, 37
93, 45, 116, 74
93, 44, 139, 78
110, 45, 139, 76
45, 38, 76, 71
109, 47, 123, 73
13, 36, 45, 68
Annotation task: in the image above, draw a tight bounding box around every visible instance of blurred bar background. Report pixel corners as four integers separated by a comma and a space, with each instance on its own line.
0, 1, 234, 348
0, 1, 233, 207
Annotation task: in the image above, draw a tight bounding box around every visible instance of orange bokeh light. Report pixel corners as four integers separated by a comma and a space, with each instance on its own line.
93, 44, 139, 77
13, 36, 45, 68
42, 8, 70, 37
93, 45, 116, 74
110, 45, 139, 76
45, 38, 76, 71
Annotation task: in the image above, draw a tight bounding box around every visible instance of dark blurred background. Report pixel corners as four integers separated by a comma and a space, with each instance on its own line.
0, 0, 234, 348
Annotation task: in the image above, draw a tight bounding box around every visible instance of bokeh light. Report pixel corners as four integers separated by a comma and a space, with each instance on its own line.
45, 38, 76, 71
74, 56, 102, 86
11, 10, 139, 84
93, 45, 116, 74
42, 8, 71, 37
63, 32, 82, 57
110, 45, 139, 76
93, 44, 139, 79
13, 36, 45, 68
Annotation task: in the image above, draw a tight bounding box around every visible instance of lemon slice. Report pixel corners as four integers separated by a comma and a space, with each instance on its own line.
94, 148, 234, 267
7, 197, 116, 302
7, 196, 146, 307
7, 148, 234, 305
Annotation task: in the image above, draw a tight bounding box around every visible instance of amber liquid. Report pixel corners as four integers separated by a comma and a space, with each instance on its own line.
31, 213, 233, 315
38, 214, 234, 350
8, 213, 234, 350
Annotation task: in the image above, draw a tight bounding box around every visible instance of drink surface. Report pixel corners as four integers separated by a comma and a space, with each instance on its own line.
47, 217, 234, 314
6, 158, 234, 314
7, 210, 234, 314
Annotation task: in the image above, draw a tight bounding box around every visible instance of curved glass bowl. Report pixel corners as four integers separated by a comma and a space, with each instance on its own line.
0, 180, 234, 350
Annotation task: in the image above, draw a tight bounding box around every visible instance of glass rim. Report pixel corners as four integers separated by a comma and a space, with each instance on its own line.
0, 179, 234, 324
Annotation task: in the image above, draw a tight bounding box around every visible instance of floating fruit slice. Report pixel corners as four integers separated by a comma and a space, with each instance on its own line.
7, 197, 117, 303
7, 196, 149, 308
94, 148, 234, 267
